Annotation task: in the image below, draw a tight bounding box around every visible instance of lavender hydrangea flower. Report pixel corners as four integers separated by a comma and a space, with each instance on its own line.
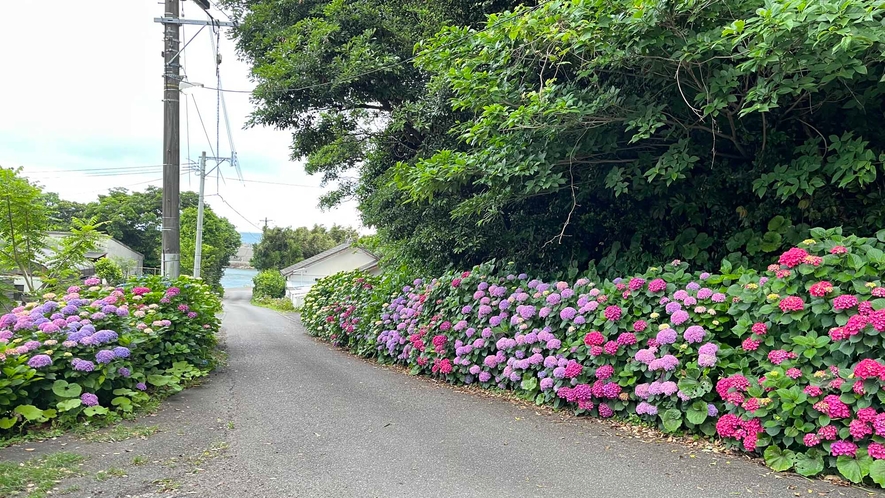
118, 367, 131, 377
81, 393, 99, 406
670, 310, 690, 326
698, 343, 718, 355
72, 358, 95, 372
707, 404, 719, 417
27, 354, 53, 368
113, 347, 130, 358
683, 325, 706, 343
665, 301, 682, 314
540, 377, 554, 390
559, 307, 577, 321
656, 328, 677, 345
96, 350, 116, 364
698, 354, 717, 367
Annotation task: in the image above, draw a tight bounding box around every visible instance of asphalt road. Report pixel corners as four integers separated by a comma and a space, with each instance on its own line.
1, 288, 876, 497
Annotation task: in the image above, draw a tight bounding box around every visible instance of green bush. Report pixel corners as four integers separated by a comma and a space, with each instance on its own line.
93, 258, 123, 285
252, 270, 286, 299
302, 227, 885, 486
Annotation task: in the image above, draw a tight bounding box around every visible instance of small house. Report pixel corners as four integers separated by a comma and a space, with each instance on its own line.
280, 243, 379, 306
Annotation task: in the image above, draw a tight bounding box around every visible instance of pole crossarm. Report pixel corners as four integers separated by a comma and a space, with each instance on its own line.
154, 17, 236, 27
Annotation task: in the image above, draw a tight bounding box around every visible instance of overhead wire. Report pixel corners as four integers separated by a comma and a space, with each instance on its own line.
213, 193, 262, 230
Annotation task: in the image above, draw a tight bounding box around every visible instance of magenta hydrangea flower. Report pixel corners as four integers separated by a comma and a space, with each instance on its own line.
830, 440, 857, 457
603, 306, 622, 321
595, 364, 614, 380
833, 294, 859, 311
648, 279, 667, 293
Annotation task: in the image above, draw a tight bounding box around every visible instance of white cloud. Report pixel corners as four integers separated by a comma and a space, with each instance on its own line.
0, 0, 364, 233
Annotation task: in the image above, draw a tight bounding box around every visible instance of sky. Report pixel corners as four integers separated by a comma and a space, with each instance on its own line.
0, 0, 364, 233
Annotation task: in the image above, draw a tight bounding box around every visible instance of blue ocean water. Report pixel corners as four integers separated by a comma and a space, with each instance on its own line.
220, 267, 259, 289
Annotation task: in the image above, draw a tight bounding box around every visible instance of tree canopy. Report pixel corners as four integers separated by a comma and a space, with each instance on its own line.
181, 205, 241, 290
251, 224, 359, 271
226, 0, 885, 277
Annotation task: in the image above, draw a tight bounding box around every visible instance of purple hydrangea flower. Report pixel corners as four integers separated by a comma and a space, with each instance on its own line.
559, 307, 577, 321
81, 393, 99, 406
698, 342, 718, 355
136, 382, 147, 391
96, 350, 116, 364
118, 367, 131, 377
478, 372, 492, 383
113, 346, 130, 358
27, 354, 53, 368
707, 404, 719, 417
665, 301, 682, 314
540, 377, 554, 390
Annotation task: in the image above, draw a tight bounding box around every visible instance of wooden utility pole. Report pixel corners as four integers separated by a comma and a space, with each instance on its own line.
161, 0, 181, 278
260, 218, 272, 230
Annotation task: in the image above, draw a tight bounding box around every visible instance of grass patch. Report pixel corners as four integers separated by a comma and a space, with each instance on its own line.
0, 429, 66, 449
76, 424, 159, 443
153, 478, 180, 492
0, 452, 84, 498
251, 296, 295, 311
95, 467, 126, 481
132, 455, 148, 466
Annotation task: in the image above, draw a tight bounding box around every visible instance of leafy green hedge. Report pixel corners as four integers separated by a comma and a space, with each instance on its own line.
303, 227, 885, 486
1, 275, 220, 432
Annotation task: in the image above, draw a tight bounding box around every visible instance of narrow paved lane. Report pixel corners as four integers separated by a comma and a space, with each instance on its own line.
183, 289, 871, 497
1, 288, 873, 497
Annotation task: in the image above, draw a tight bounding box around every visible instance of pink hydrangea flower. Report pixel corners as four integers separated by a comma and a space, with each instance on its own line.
778, 296, 804, 313
833, 294, 859, 311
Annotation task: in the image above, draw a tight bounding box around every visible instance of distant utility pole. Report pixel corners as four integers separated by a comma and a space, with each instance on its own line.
260, 218, 272, 230
193, 151, 207, 279
161, 0, 181, 278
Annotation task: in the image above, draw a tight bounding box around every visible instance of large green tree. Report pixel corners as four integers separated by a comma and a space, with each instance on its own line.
181, 206, 241, 290
399, 0, 885, 274
0, 167, 104, 303
223, 0, 530, 272
83, 187, 199, 269
251, 224, 358, 271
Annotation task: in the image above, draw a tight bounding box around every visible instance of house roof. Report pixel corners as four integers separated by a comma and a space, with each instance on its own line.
280, 243, 377, 276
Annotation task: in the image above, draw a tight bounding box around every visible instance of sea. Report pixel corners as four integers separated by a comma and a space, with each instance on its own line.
220, 267, 258, 289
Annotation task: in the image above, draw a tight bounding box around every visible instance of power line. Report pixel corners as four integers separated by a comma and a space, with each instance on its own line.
25, 165, 166, 174
195, 2, 548, 97
191, 94, 217, 158
213, 193, 262, 230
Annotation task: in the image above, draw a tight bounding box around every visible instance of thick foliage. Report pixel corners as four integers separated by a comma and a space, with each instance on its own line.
252, 270, 286, 299
180, 206, 241, 291
303, 228, 885, 486
401, 0, 885, 275
0, 275, 220, 433
251, 224, 358, 271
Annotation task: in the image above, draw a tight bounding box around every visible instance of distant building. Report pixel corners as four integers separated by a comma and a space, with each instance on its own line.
2, 232, 143, 301
281, 243, 379, 307
228, 243, 254, 268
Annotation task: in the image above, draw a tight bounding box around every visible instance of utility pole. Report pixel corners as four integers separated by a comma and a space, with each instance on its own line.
193, 151, 207, 279
260, 217, 272, 230
161, 0, 181, 278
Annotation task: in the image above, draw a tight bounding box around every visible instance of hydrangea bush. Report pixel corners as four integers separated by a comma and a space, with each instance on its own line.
0, 275, 221, 432
302, 228, 885, 486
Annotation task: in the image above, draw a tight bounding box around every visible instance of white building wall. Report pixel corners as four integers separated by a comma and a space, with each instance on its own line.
285, 249, 377, 288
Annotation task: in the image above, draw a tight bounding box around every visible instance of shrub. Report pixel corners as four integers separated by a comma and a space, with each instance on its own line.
0, 275, 220, 433
252, 270, 286, 299
302, 227, 885, 486
93, 258, 123, 285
